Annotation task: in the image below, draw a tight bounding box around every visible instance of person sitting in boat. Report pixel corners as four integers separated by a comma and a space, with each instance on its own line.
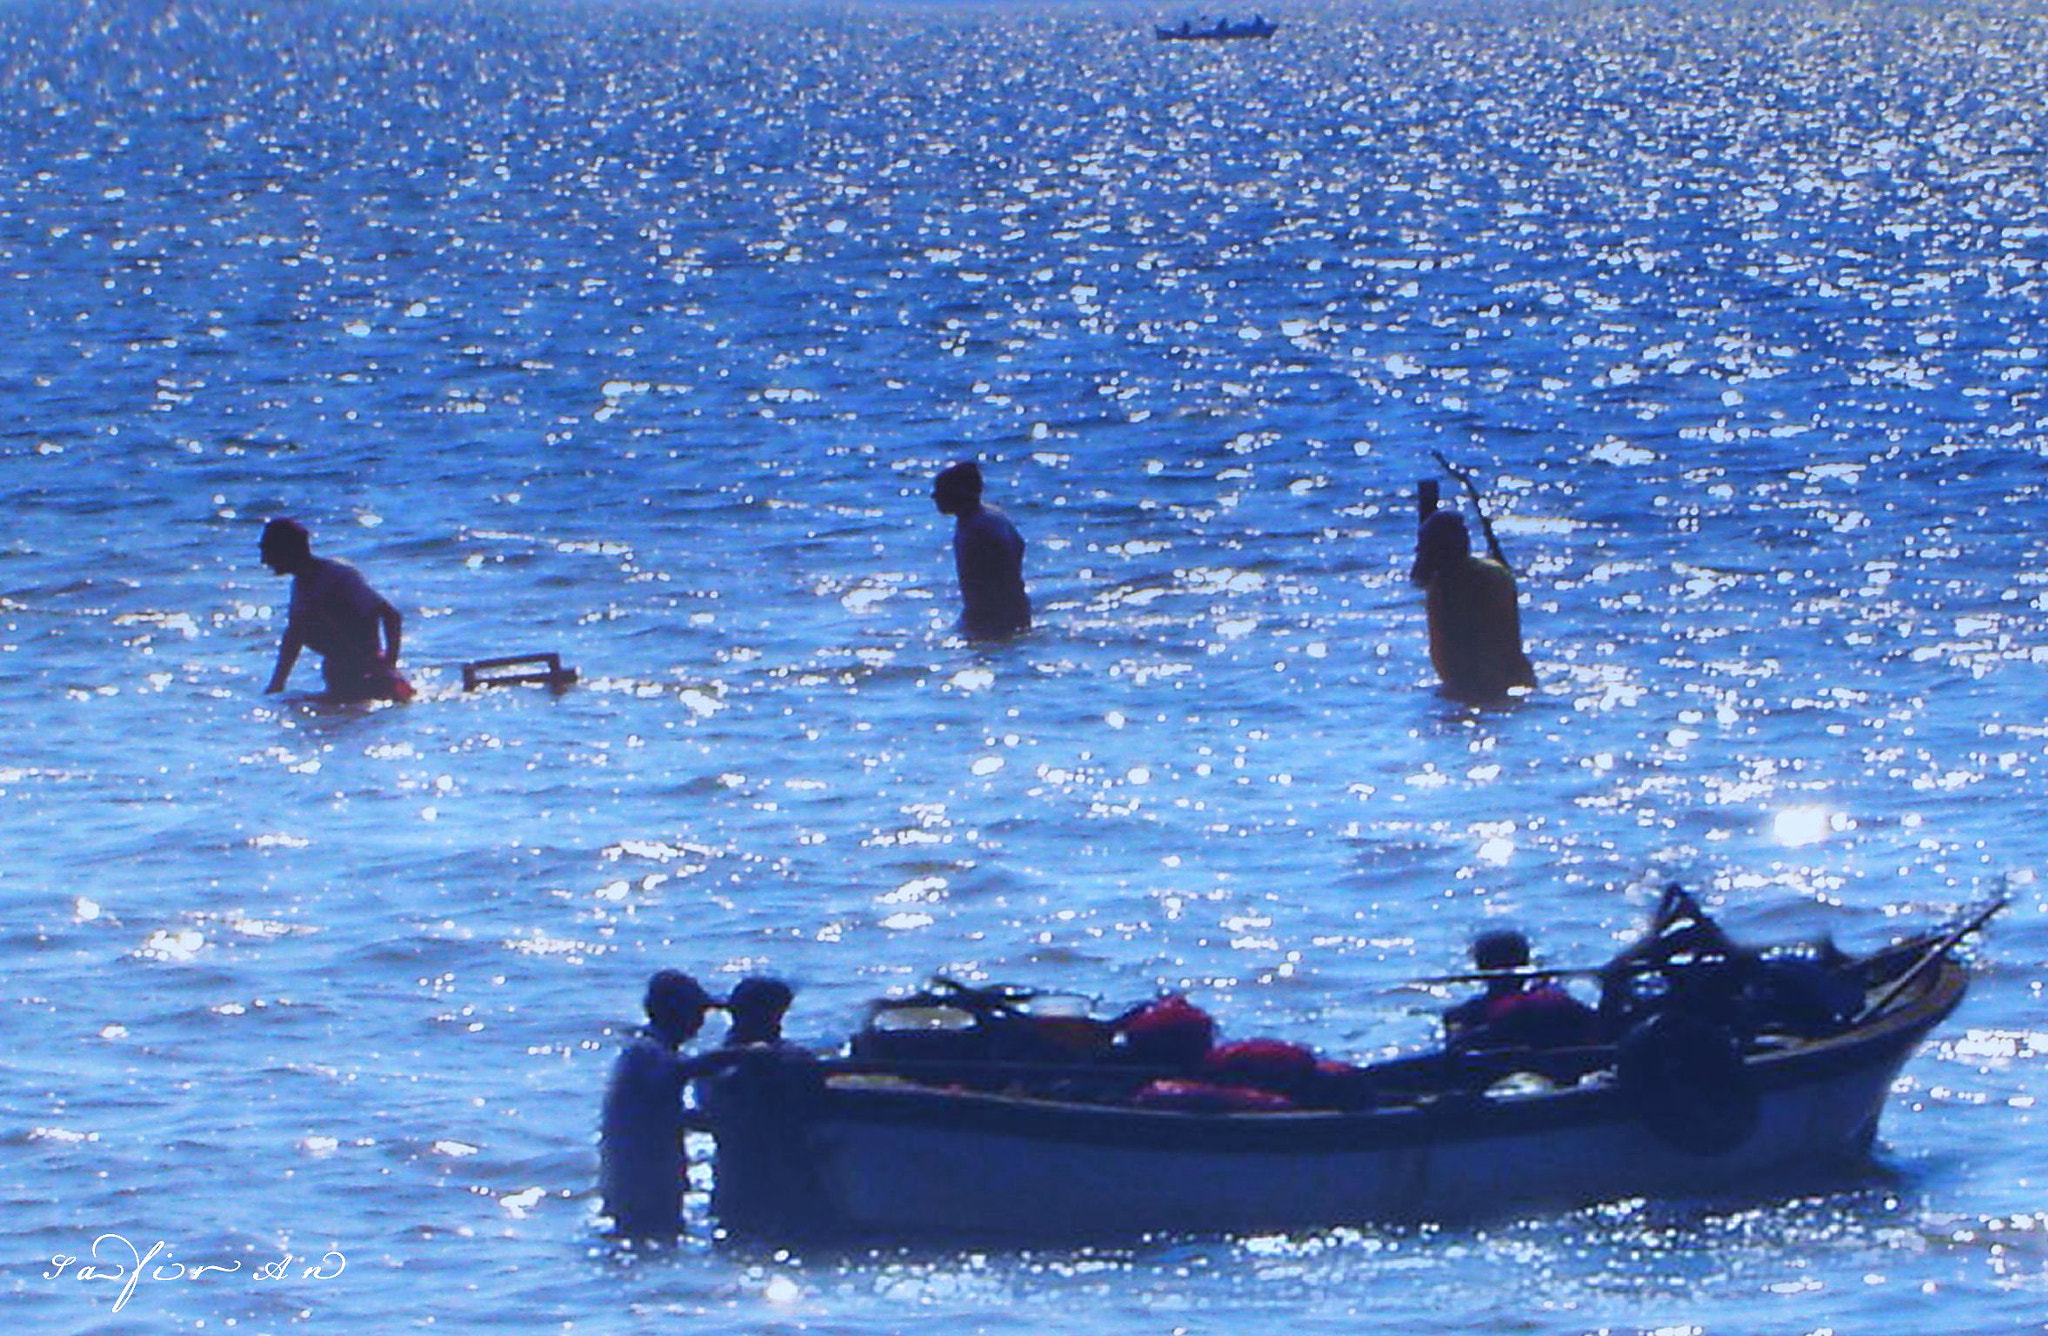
1410, 509, 1537, 703
1112, 992, 1217, 1068
1444, 929, 1600, 1054
597, 970, 726, 1239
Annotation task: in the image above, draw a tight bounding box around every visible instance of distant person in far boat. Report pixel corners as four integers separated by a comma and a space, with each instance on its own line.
1409, 509, 1536, 703
259, 517, 413, 702
598, 970, 725, 1239
932, 459, 1031, 640
1443, 928, 1598, 1052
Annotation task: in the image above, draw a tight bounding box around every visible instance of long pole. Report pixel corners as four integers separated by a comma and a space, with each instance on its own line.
1431, 449, 1511, 570
1851, 892, 2009, 1026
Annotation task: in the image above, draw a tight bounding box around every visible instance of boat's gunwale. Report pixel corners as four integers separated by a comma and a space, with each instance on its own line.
792, 957, 1968, 1154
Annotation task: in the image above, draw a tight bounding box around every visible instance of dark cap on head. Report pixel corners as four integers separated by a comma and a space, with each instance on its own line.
1472, 928, 1531, 972
935, 458, 983, 495
1410, 509, 1473, 585
726, 975, 793, 1044
728, 975, 793, 1018
643, 969, 717, 1035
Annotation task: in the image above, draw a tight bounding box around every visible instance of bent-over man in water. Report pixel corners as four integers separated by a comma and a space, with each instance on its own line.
932, 459, 1031, 640
1409, 509, 1535, 702
260, 517, 413, 702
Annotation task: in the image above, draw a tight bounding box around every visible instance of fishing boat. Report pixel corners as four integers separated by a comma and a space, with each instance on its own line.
691, 896, 1994, 1241
1155, 16, 1278, 41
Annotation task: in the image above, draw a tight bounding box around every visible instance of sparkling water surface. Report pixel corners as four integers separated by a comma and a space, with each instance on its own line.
3, 0, 2046, 1332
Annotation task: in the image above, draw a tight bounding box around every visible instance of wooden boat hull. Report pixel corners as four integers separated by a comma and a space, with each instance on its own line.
703, 958, 1966, 1240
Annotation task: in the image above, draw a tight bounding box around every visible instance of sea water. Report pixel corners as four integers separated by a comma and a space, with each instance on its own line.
2, 0, 2044, 1332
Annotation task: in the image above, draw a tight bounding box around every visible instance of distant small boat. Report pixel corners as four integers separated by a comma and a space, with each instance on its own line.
1156, 16, 1278, 41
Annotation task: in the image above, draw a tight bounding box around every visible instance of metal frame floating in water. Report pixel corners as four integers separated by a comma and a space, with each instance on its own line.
462, 652, 579, 692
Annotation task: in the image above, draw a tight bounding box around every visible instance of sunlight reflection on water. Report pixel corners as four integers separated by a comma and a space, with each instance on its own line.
2, 0, 2047, 1331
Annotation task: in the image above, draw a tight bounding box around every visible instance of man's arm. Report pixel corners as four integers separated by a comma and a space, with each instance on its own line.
375, 596, 403, 666
265, 626, 303, 693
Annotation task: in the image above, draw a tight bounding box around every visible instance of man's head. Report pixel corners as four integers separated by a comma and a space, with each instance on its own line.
643, 970, 717, 1045
1410, 509, 1472, 584
259, 518, 313, 576
726, 975, 794, 1045
932, 460, 984, 516
1472, 928, 1532, 973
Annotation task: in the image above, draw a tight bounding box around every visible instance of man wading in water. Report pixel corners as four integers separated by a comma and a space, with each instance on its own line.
259, 517, 413, 702
1410, 508, 1535, 703
931, 459, 1031, 640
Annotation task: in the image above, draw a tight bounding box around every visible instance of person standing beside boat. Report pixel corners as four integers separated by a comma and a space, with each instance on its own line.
258, 517, 413, 702
932, 459, 1032, 640
598, 971, 724, 1239
722, 976, 796, 1049
700, 975, 827, 1237
1409, 509, 1536, 703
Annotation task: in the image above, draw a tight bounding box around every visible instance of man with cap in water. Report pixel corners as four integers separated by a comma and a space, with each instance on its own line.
259, 517, 412, 702
698, 974, 825, 1236
1409, 509, 1536, 702
598, 970, 724, 1238
723, 976, 796, 1049
931, 459, 1031, 640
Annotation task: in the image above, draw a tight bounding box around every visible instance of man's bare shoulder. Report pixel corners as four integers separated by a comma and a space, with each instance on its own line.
302, 556, 377, 595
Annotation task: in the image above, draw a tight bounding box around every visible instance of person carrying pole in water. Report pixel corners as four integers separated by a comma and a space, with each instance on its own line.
1410, 460, 1536, 702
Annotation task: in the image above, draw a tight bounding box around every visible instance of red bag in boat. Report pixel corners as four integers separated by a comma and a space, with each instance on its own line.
1116, 994, 1216, 1065
1201, 1038, 1319, 1091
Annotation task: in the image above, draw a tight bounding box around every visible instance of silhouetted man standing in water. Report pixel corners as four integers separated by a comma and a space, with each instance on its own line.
259, 517, 413, 702
1410, 509, 1535, 702
932, 459, 1031, 640
598, 971, 722, 1238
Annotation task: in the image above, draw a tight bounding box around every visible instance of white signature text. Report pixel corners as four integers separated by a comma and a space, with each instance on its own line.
45, 1233, 346, 1314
